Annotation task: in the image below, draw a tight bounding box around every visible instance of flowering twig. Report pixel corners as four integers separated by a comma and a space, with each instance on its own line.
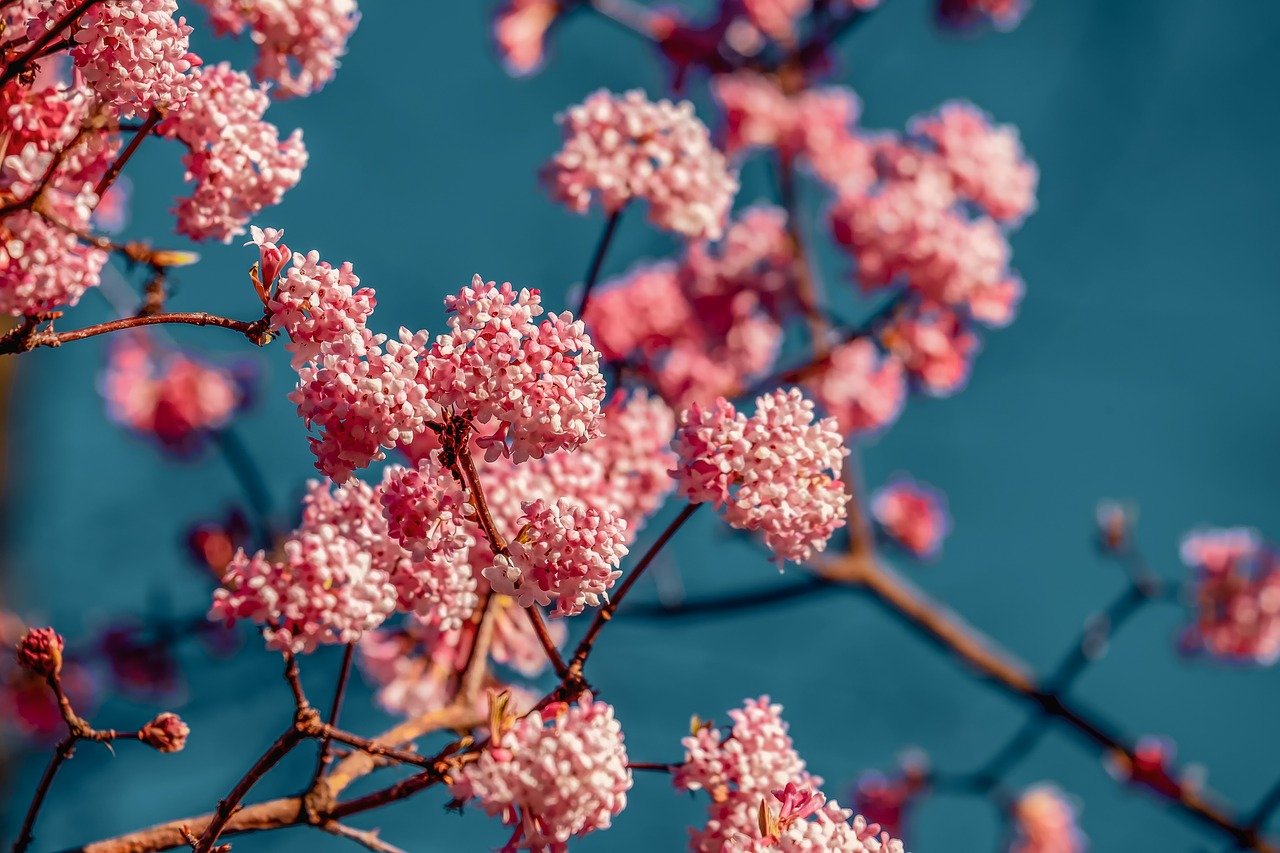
318, 822, 407, 853
0, 0, 100, 87
0, 310, 273, 355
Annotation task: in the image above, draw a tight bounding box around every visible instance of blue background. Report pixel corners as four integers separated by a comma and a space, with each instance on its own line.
3, 1, 1279, 850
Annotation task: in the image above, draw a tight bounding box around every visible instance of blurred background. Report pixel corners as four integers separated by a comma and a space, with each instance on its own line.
2, 1, 1279, 850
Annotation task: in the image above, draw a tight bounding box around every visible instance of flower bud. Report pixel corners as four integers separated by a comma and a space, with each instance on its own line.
139, 712, 189, 753
16, 627, 64, 678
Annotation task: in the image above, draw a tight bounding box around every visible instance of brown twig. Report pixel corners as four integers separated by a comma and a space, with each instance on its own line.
310, 643, 358, 786
525, 605, 569, 678
94, 108, 163, 200
0, 310, 272, 355
568, 502, 701, 675
577, 209, 623, 319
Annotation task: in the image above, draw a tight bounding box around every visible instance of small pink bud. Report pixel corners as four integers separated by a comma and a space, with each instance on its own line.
16, 627, 64, 678
139, 712, 189, 753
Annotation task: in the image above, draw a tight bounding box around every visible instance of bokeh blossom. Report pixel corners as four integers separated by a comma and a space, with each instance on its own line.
194, 0, 360, 98
493, 0, 562, 76
872, 476, 951, 560
1010, 784, 1085, 853
101, 333, 248, 456
1179, 528, 1280, 664
543, 89, 738, 239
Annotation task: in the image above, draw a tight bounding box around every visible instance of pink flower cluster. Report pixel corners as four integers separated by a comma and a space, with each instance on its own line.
0, 84, 113, 314
492, 0, 561, 77
871, 476, 951, 560
936, 0, 1029, 31
1179, 528, 1280, 664
585, 206, 792, 408
305, 475, 479, 627
70, 0, 202, 118
101, 333, 244, 455
264, 233, 376, 368
159, 63, 307, 242
543, 89, 738, 240
911, 101, 1038, 225
282, 266, 607, 481
1010, 784, 1085, 853
194, 0, 360, 98
741, 0, 812, 43
676, 697, 903, 852
805, 338, 905, 437
210, 518, 397, 654
673, 389, 848, 563
488, 498, 628, 616
292, 327, 428, 481
428, 277, 606, 463
450, 695, 633, 851
712, 72, 874, 196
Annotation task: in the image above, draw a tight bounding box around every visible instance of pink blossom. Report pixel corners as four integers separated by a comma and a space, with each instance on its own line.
290, 328, 431, 481
872, 476, 951, 559
304, 475, 478, 627
267, 245, 376, 367
210, 523, 397, 654
450, 694, 633, 850
0, 207, 107, 315
70, 0, 202, 119
376, 457, 482, 627
101, 333, 244, 455
487, 498, 628, 616
493, 0, 562, 76
852, 755, 929, 838
677, 697, 903, 852
691, 793, 904, 852
423, 276, 607, 463
829, 152, 1023, 326
1179, 528, 1280, 664
1010, 784, 1085, 853
912, 101, 1037, 224
712, 72, 863, 167
883, 301, 979, 396
195, 0, 359, 98
15, 627, 63, 677
936, 0, 1029, 31
1107, 736, 1188, 800
741, 0, 812, 43
583, 207, 791, 409
543, 89, 738, 240
138, 712, 189, 753
159, 63, 307, 242
676, 696, 816, 798
673, 390, 848, 563
806, 338, 906, 436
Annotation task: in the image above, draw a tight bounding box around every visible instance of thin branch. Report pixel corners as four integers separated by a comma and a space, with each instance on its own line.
577, 209, 623, 318
12, 736, 76, 853
0, 310, 271, 355
569, 503, 701, 674
623, 573, 833, 619
310, 643, 357, 787
525, 606, 569, 678
319, 822, 408, 853
93, 108, 163, 200
0, 0, 100, 87
193, 725, 308, 852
